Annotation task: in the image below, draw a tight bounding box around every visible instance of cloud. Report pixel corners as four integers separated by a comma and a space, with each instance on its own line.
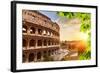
56, 17, 81, 41
56, 17, 81, 26
56, 17, 68, 25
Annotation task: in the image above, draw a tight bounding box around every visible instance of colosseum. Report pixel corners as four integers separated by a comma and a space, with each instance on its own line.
22, 10, 60, 63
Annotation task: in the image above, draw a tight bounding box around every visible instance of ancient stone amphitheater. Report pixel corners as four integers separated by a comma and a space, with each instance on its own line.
22, 10, 60, 62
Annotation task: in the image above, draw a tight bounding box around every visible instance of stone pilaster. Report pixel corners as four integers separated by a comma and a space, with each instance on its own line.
34, 52, 37, 62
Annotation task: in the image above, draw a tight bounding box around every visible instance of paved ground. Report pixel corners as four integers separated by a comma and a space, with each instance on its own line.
51, 49, 78, 61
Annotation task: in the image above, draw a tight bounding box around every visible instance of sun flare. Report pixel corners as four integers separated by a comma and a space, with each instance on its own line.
80, 32, 88, 41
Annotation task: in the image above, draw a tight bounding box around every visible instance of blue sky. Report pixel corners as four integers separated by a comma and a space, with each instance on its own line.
39, 10, 59, 22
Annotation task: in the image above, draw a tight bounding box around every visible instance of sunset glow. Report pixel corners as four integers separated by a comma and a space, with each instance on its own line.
79, 32, 88, 41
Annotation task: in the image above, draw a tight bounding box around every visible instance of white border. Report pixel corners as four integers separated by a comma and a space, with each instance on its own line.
16, 3, 96, 70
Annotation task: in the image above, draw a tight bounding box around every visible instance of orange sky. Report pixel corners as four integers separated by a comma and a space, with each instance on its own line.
56, 17, 87, 41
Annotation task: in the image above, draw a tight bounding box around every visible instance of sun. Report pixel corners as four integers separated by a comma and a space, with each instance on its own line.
80, 32, 88, 41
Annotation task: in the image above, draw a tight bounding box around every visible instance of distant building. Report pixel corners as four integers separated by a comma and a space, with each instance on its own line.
65, 40, 86, 53
22, 10, 60, 62
60, 40, 86, 60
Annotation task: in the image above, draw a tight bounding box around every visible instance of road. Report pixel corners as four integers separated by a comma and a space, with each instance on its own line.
51, 49, 78, 61
51, 49, 69, 61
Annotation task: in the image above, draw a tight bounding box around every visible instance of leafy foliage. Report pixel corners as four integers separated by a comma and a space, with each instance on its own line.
79, 51, 91, 60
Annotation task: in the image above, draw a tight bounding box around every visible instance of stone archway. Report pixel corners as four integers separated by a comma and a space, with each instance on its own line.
23, 25, 27, 33
29, 53, 34, 62
38, 29, 42, 35
23, 39, 27, 47
37, 52, 41, 60
29, 39, 35, 47
43, 51, 47, 57
23, 54, 26, 63
30, 27, 35, 34
44, 40, 47, 46
38, 40, 42, 46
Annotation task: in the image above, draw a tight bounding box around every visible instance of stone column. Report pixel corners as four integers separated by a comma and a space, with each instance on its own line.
35, 28, 38, 35
53, 50, 56, 55
27, 39, 30, 49
41, 51, 44, 61
35, 39, 37, 48
25, 52, 29, 62
34, 51, 37, 62
27, 26, 30, 34
42, 39, 44, 48
41, 29, 43, 35
55, 49, 57, 55
47, 40, 48, 47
